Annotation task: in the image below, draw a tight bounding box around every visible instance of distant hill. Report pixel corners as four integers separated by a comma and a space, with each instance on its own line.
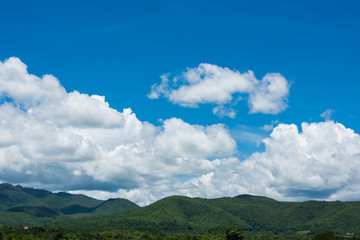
0, 183, 139, 225
15, 185, 52, 198
1, 183, 360, 236
30, 191, 103, 209
0, 183, 37, 210
58, 195, 360, 235
6, 206, 60, 218
94, 198, 139, 215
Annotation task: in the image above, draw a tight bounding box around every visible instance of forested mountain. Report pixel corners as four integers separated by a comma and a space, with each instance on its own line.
58, 195, 360, 235
1, 183, 360, 237
0, 183, 139, 225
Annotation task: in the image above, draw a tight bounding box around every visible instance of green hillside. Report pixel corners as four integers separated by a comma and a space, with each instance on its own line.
56, 195, 360, 236
29, 192, 103, 209
0, 183, 37, 210
94, 198, 140, 215
0, 183, 139, 225
1, 183, 360, 237
15, 185, 52, 198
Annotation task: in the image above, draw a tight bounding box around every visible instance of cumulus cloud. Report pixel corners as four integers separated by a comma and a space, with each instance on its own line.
248, 73, 289, 114
0, 57, 237, 205
183, 121, 360, 202
113, 121, 360, 205
148, 63, 290, 116
1, 57, 360, 206
0, 57, 66, 107
154, 118, 236, 159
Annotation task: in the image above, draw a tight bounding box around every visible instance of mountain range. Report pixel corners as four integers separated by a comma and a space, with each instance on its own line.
1, 183, 359, 236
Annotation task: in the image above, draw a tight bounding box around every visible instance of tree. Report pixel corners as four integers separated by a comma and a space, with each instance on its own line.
226, 227, 244, 240
313, 231, 340, 240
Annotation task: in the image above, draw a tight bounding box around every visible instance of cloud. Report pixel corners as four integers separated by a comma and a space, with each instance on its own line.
321, 108, 335, 121
148, 63, 290, 116
189, 121, 360, 202
248, 73, 289, 114
0, 57, 237, 205
261, 120, 279, 131
154, 118, 236, 159
126, 121, 360, 205
212, 105, 237, 119
0, 57, 66, 107
1, 57, 360, 206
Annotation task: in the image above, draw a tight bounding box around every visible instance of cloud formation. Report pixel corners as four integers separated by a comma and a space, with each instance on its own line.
148, 63, 290, 117
239, 122, 360, 200
0, 57, 236, 205
151, 121, 360, 203
1, 57, 360, 206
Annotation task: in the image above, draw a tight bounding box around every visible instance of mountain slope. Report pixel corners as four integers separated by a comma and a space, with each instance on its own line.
0, 183, 139, 225
2, 183, 360, 236
94, 198, 139, 215
0, 183, 37, 210
30, 192, 103, 209
57, 195, 360, 235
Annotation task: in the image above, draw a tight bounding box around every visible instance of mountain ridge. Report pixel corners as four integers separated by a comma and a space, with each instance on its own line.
1, 183, 360, 236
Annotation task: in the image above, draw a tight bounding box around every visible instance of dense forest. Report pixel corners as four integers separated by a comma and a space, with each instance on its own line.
0, 183, 359, 239
0, 225, 356, 240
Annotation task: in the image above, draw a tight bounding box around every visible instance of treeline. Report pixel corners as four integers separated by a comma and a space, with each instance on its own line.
0, 226, 357, 240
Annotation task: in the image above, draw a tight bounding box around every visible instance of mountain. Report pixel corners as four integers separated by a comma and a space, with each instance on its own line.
1, 183, 360, 236
58, 194, 360, 235
6, 206, 60, 218
30, 191, 103, 209
0, 183, 37, 210
94, 198, 140, 215
0, 183, 139, 225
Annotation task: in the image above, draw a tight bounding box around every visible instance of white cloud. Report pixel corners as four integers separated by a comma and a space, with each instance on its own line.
1, 57, 360, 206
212, 105, 236, 119
0, 57, 66, 107
154, 118, 236, 159
148, 63, 290, 116
34, 91, 125, 128
321, 108, 335, 121
261, 120, 279, 131
0, 57, 237, 204
210, 121, 360, 201
248, 73, 289, 114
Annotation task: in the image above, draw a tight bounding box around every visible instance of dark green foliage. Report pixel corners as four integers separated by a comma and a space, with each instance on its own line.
0, 183, 139, 226
2, 183, 360, 238
60, 204, 94, 214
313, 231, 340, 240
225, 227, 244, 240
32, 192, 103, 209
61, 196, 249, 234
15, 185, 52, 198
0, 183, 37, 210
6, 206, 60, 217
65, 195, 360, 236
94, 198, 139, 215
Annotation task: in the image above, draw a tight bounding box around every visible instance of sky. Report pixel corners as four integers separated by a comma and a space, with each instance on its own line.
0, 0, 359, 206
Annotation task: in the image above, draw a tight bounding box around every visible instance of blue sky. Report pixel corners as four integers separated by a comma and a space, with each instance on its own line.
0, 0, 359, 205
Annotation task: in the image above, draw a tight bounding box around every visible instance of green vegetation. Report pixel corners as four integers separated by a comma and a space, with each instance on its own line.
1, 183, 360, 239
0, 183, 139, 225
57, 195, 360, 236
0, 226, 358, 240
